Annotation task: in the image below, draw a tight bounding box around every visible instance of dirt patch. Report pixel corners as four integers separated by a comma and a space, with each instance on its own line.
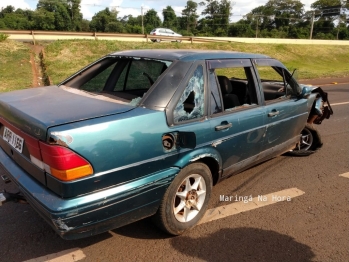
27, 44, 44, 87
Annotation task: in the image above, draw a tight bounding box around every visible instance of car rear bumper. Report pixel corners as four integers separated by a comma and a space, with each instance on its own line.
0, 147, 178, 240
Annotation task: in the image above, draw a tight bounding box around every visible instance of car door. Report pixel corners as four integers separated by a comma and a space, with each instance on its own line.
165, 29, 174, 40
165, 62, 212, 153
159, 29, 167, 38
166, 29, 173, 36
206, 59, 266, 177
253, 59, 309, 154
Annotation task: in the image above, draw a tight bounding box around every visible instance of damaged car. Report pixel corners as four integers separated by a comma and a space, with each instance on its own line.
0, 49, 332, 239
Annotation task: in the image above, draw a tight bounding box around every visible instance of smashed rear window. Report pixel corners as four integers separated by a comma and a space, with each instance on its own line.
60, 57, 172, 105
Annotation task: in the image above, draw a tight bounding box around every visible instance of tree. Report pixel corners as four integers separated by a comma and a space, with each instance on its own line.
311, 0, 342, 10
67, 0, 83, 31
241, 0, 306, 38
228, 20, 255, 37
80, 19, 90, 31
106, 22, 124, 33
181, 1, 199, 33
119, 15, 143, 33
310, 0, 344, 38
163, 6, 178, 30
144, 9, 162, 33
0, 20, 5, 29
0, 6, 34, 30
37, 0, 70, 30
89, 8, 119, 32
0, 5, 15, 18
200, 0, 220, 34
32, 9, 55, 30
200, 0, 233, 35
217, 0, 233, 35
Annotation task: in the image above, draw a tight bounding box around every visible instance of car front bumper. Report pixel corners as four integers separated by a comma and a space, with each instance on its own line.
0, 147, 178, 240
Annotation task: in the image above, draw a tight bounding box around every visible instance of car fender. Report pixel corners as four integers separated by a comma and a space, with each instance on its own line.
173, 147, 222, 172
301, 85, 333, 125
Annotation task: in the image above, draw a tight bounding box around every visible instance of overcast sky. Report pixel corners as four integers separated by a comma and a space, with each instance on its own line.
1, 0, 315, 22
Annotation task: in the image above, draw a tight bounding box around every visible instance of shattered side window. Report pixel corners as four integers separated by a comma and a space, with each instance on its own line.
173, 65, 205, 123
255, 59, 300, 102
209, 70, 222, 114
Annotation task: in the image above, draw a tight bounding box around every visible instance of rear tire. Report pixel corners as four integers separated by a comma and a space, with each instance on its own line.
153, 163, 212, 235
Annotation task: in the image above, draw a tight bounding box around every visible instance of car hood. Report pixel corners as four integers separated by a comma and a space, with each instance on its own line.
0, 86, 134, 140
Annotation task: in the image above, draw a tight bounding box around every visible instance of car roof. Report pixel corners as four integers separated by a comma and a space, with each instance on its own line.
153, 28, 172, 30
110, 49, 271, 61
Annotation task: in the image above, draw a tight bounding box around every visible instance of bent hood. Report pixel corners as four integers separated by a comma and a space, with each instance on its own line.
0, 86, 134, 140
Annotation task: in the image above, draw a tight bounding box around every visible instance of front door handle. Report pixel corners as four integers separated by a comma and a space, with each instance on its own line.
215, 122, 232, 131
268, 110, 279, 117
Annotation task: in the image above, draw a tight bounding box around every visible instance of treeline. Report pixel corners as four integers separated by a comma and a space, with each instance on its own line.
0, 0, 348, 39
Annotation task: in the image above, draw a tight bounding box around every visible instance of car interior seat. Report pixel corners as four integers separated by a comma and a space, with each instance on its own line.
217, 76, 240, 110
230, 79, 248, 105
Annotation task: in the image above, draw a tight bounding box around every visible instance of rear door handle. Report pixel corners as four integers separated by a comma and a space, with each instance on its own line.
215, 122, 232, 131
268, 110, 279, 117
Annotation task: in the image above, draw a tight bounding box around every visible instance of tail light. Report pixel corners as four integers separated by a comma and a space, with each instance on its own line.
0, 118, 92, 181
30, 142, 93, 181
153, 33, 156, 35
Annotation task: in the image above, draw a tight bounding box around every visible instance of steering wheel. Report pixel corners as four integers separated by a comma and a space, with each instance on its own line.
142, 72, 154, 85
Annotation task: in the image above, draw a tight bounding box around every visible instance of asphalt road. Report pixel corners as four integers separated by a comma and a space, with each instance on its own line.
0, 81, 348, 262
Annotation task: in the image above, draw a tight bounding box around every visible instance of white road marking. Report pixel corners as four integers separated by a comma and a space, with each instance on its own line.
331, 102, 349, 106
24, 248, 86, 262
199, 188, 305, 224
339, 172, 349, 178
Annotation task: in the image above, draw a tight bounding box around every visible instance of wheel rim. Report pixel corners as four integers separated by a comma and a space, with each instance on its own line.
173, 174, 206, 222
298, 128, 313, 151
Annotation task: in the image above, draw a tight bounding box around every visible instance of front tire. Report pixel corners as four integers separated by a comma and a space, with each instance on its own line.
153, 163, 212, 235
289, 124, 322, 156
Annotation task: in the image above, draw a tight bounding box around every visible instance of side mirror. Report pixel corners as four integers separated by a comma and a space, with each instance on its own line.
300, 86, 313, 97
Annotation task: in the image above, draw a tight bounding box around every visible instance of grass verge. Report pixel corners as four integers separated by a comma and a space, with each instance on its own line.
0, 40, 32, 92
43, 40, 349, 84
0, 39, 348, 91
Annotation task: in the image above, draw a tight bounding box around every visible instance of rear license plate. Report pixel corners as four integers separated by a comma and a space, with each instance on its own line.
3, 127, 24, 153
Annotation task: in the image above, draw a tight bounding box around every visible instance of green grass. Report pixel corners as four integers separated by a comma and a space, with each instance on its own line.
42, 40, 184, 84
0, 33, 9, 42
0, 40, 32, 92
44, 40, 349, 84
0, 39, 348, 92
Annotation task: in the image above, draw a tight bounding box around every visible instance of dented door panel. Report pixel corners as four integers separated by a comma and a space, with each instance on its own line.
209, 107, 265, 171
262, 99, 309, 151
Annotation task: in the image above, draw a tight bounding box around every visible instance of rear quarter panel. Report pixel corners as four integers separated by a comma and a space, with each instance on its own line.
47, 107, 214, 198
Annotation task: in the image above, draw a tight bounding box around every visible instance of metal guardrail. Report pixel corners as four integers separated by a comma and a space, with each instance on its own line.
0, 30, 233, 44
2, 30, 348, 45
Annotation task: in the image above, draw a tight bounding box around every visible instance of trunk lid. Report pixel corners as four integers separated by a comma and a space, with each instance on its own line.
0, 86, 134, 141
